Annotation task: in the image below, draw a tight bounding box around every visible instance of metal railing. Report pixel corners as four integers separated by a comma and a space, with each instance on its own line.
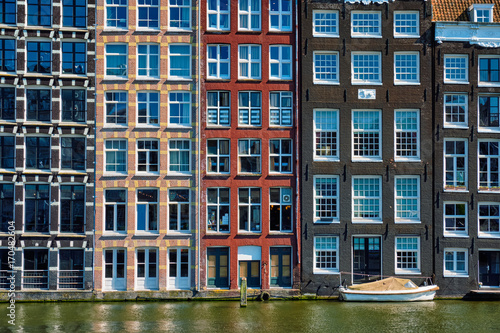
58, 270, 84, 289
22, 270, 49, 289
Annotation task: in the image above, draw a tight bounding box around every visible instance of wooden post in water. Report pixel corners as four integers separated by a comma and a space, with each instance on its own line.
240, 278, 247, 307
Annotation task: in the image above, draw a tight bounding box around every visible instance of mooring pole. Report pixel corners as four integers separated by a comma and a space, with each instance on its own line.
240, 278, 247, 307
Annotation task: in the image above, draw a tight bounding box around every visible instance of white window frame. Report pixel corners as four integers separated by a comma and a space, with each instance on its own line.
105, 0, 128, 30
478, 202, 500, 238
351, 11, 381, 38
443, 201, 468, 237
269, 187, 293, 232
207, 0, 230, 31
313, 175, 339, 223
478, 55, 500, 87
269, 0, 292, 32
269, 45, 292, 80
136, 139, 159, 174
238, 138, 261, 174
444, 138, 468, 191
313, 51, 339, 85
394, 109, 420, 162
207, 44, 230, 80
478, 140, 500, 191
168, 91, 191, 127
352, 110, 382, 161
395, 236, 421, 274
137, 43, 159, 79
394, 176, 420, 223
104, 91, 128, 126
206, 138, 230, 174
105, 43, 128, 79
136, 188, 159, 233
238, 0, 260, 31
444, 93, 468, 128
238, 187, 261, 233
168, 44, 191, 80
137, 91, 159, 127
207, 91, 230, 127
352, 176, 382, 223
238, 91, 261, 126
443, 248, 468, 277
478, 95, 500, 132
168, 0, 192, 31
313, 109, 338, 161
313, 10, 339, 38
207, 187, 230, 233
238, 44, 261, 80
104, 139, 127, 175
269, 138, 292, 174
443, 54, 469, 84
167, 188, 190, 232
103, 188, 127, 234
168, 139, 191, 175
136, 0, 160, 30
102, 248, 126, 291
351, 52, 382, 85
313, 236, 339, 274
393, 11, 419, 38
135, 247, 159, 290
269, 91, 292, 127
394, 52, 420, 85
470, 4, 494, 23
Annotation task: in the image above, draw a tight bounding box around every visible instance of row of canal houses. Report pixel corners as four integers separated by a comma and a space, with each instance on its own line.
0, 0, 499, 300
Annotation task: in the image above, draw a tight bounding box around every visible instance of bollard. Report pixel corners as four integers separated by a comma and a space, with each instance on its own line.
240, 277, 247, 307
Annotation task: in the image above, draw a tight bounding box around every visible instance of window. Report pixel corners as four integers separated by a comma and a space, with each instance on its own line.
270, 187, 292, 232
0, 184, 14, 232
207, 0, 229, 31
207, 91, 230, 126
0, 136, 15, 169
61, 89, 86, 122
394, 11, 419, 37
25, 137, 50, 170
169, 139, 190, 173
62, 42, 86, 75
58, 249, 84, 289
63, 0, 87, 28
27, 41, 51, 74
105, 44, 128, 78
169, 44, 191, 80
479, 96, 499, 130
269, 139, 292, 174
207, 44, 230, 80
351, 52, 381, 84
27, 0, 51, 26
395, 110, 420, 161
168, 189, 190, 232
238, 0, 260, 31
395, 176, 420, 222
270, 247, 291, 287
0, 39, 15, 72
169, 0, 191, 29
471, 4, 494, 23
479, 203, 500, 237
137, 91, 159, 126
269, 45, 292, 80
394, 52, 419, 84
207, 188, 230, 232
270, 0, 292, 31
168, 248, 190, 289
444, 55, 468, 84
269, 92, 292, 127
137, 44, 159, 78
313, 10, 338, 37
105, 0, 127, 28
352, 110, 381, 161
23, 249, 49, 289
479, 57, 499, 85
136, 188, 158, 232
0, 0, 16, 25
353, 176, 381, 222
351, 11, 381, 37
444, 94, 468, 128
444, 139, 467, 190
444, 202, 467, 237
60, 185, 85, 233
238, 139, 261, 174
314, 236, 339, 273
104, 139, 127, 173
105, 91, 127, 125
0, 87, 15, 121
24, 184, 50, 232
239, 188, 261, 232
395, 237, 420, 274
61, 137, 86, 171
479, 140, 500, 191
0, 249, 9, 289
444, 249, 468, 277
26, 89, 50, 121
207, 139, 230, 174
314, 176, 338, 222
137, 0, 159, 29
137, 139, 159, 173
238, 91, 261, 126
103, 248, 126, 290
104, 189, 126, 233
238, 45, 261, 80
136, 248, 158, 290
313, 51, 339, 85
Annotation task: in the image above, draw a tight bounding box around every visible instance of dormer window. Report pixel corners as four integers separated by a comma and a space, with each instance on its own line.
469, 4, 494, 23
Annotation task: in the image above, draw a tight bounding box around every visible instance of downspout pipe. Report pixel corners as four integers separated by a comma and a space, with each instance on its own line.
197, 2, 201, 293
294, 0, 300, 273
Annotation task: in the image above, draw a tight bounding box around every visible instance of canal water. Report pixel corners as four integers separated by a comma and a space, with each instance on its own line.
1, 300, 500, 333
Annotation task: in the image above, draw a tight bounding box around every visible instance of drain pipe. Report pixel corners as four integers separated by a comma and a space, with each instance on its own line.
92, 22, 98, 293
196, 5, 201, 293
294, 0, 300, 271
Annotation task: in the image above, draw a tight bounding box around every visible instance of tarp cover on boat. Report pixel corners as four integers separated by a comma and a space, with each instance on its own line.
347, 277, 418, 291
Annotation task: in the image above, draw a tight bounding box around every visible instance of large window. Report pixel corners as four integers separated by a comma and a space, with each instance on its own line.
444, 139, 467, 190
169, 0, 191, 30
351, 52, 381, 84
62, 42, 86, 75
27, 41, 51, 74
269, 139, 292, 174
137, 44, 159, 78
207, 44, 230, 80
169, 91, 191, 126
137, 0, 159, 29
105, 91, 127, 125
0, 39, 15, 72
105, 44, 128, 78
314, 236, 339, 274
238, 91, 261, 126
168, 188, 190, 232
269, 92, 292, 127
238, 0, 260, 31
25, 136, 50, 170
238, 45, 261, 80
169, 139, 190, 173
395, 236, 420, 274
238, 139, 261, 174
0, 0, 16, 25
394, 11, 419, 38
103, 248, 126, 290
444, 94, 467, 128
24, 184, 50, 232
137, 139, 159, 174
63, 0, 86, 28
207, 188, 230, 232
169, 44, 191, 80
0, 136, 15, 170
27, 0, 52, 26
314, 176, 338, 222
444, 55, 468, 84
207, 91, 230, 126
479, 56, 499, 85
136, 188, 158, 233
60, 185, 85, 233
137, 248, 158, 290
270, 0, 292, 31
61, 89, 86, 123
313, 10, 338, 37
313, 51, 339, 84
352, 110, 381, 161
352, 176, 381, 222
479, 140, 500, 191
104, 189, 126, 233
479, 96, 499, 130
478, 203, 500, 238
238, 187, 261, 232
207, 0, 229, 31
444, 248, 468, 277
105, 0, 127, 28
61, 137, 86, 171
0, 87, 15, 121
26, 89, 51, 121
137, 91, 159, 126
23, 249, 49, 289
0, 184, 14, 232
269, 45, 292, 80
395, 110, 420, 161
443, 202, 467, 237
270, 187, 292, 232
313, 110, 338, 161
207, 139, 230, 174
351, 11, 381, 37
395, 176, 420, 223
394, 52, 419, 84
104, 139, 127, 174
58, 249, 84, 289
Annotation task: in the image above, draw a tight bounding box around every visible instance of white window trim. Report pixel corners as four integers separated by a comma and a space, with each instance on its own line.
136, 138, 159, 175
167, 188, 191, 233
237, 138, 261, 175
443, 54, 469, 85
313, 175, 339, 223
469, 4, 494, 23
351, 52, 382, 85
313, 51, 339, 85
206, 0, 230, 31
313, 109, 339, 161
443, 93, 469, 129
168, 43, 192, 81
104, 43, 128, 79
102, 248, 127, 291
206, 90, 231, 127
269, 0, 292, 32
313, 235, 340, 274
206, 138, 230, 175
238, 91, 261, 127
135, 188, 159, 234
395, 236, 421, 275
394, 109, 420, 162
352, 110, 382, 162
134, 247, 159, 291
136, 43, 160, 79
478, 95, 500, 133
443, 248, 468, 277
394, 52, 420, 85
136, 0, 160, 31
351, 11, 382, 38
104, 138, 128, 176
269, 91, 293, 127
238, 44, 261, 80
103, 90, 128, 128
352, 176, 382, 223
103, 188, 127, 235
269, 45, 292, 81
478, 139, 500, 192
393, 11, 420, 38
238, 0, 261, 32
443, 201, 468, 238
443, 138, 468, 192
168, 0, 192, 31
269, 187, 293, 233
168, 138, 191, 175
238, 187, 262, 233
207, 44, 230, 80
478, 202, 500, 238
394, 176, 421, 224
136, 90, 160, 127
104, 0, 128, 30
207, 187, 230, 233
312, 10, 339, 38
269, 138, 292, 174
26, 0, 53, 28
168, 90, 191, 128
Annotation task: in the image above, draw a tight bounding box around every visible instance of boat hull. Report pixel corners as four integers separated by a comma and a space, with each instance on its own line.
339, 285, 439, 302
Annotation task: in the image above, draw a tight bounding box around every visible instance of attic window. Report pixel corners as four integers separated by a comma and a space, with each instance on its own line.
469, 4, 494, 23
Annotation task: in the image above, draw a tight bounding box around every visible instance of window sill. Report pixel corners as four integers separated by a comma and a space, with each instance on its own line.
134, 77, 160, 81
314, 219, 340, 224
443, 233, 469, 238
394, 82, 421, 86
268, 78, 293, 82
102, 28, 129, 32
135, 172, 160, 177
166, 231, 192, 236
394, 158, 421, 163
237, 173, 262, 177
167, 28, 193, 33
268, 172, 293, 176
477, 233, 500, 239
0, 24, 17, 30
58, 122, 88, 127
58, 27, 89, 32
394, 35, 420, 39
477, 83, 500, 88
314, 270, 341, 275
59, 74, 89, 79
23, 73, 54, 78
313, 157, 340, 162
313, 81, 340, 85
101, 232, 127, 237
477, 128, 500, 134
0, 72, 17, 77
237, 232, 262, 235
444, 273, 468, 278
134, 124, 160, 129
56, 233, 86, 238
478, 189, 500, 193
313, 34, 340, 38
206, 77, 231, 81
102, 124, 128, 129
352, 158, 383, 163
24, 26, 54, 31
395, 220, 421, 224
23, 170, 52, 175
134, 232, 160, 236
167, 77, 193, 82
205, 125, 231, 129
205, 29, 230, 33
351, 82, 383, 86
103, 172, 128, 177
0, 120, 16, 125
166, 172, 192, 177
22, 121, 53, 126
395, 271, 421, 275
103, 76, 128, 81
443, 124, 469, 130
269, 125, 293, 129
237, 125, 262, 129
443, 81, 469, 85
351, 35, 383, 38
352, 220, 383, 224
21, 233, 51, 237
443, 188, 468, 193
167, 124, 192, 129
206, 231, 230, 235
205, 173, 230, 177
0, 169, 16, 174
58, 170, 87, 175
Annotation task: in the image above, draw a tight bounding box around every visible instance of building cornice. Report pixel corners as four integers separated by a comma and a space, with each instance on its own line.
435, 21, 500, 47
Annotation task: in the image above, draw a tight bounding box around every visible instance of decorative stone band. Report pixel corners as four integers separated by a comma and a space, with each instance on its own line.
435, 22, 500, 47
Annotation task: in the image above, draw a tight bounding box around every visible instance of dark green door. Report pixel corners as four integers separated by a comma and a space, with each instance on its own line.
270, 247, 291, 287
207, 248, 229, 288
239, 260, 260, 288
